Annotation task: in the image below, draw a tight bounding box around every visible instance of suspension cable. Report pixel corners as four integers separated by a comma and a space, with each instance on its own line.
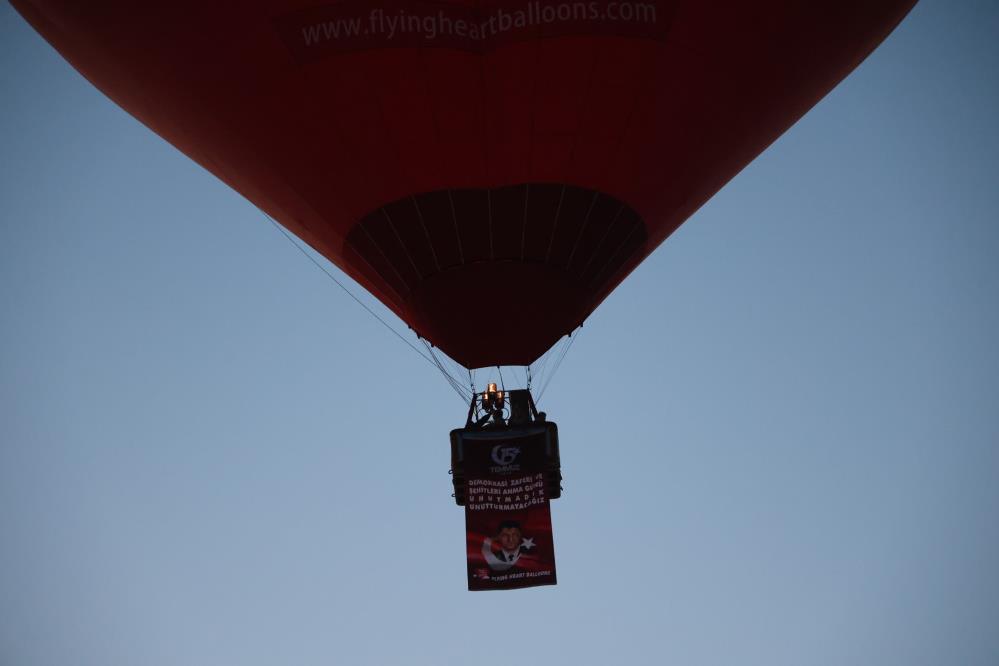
537, 328, 581, 404
421, 339, 473, 403
259, 209, 472, 399
531, 335, 565, 396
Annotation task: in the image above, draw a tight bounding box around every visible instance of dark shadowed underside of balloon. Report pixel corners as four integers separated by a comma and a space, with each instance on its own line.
13, 0, 916, 367
346, 183, 646, 365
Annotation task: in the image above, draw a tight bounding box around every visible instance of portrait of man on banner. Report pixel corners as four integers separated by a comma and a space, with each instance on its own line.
481, 520, 536, 572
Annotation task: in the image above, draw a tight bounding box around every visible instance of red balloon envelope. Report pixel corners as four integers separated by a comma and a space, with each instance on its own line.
14, 0, 915, 368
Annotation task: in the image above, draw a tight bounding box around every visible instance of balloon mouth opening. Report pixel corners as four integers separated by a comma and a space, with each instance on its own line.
343, 182, 647, 367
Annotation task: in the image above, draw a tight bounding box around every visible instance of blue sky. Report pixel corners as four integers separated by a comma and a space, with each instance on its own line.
2, 2, 998, 665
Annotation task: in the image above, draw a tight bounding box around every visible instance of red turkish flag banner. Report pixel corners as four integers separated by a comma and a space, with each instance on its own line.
460, 432, 557, 591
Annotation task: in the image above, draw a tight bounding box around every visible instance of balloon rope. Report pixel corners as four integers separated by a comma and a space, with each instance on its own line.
260, 209, 470, 402
531, 336, 563, 394
469, 369, 480, 420
537, 328, 581, 404
441, 353, 473, 402
421, 340, 474, 403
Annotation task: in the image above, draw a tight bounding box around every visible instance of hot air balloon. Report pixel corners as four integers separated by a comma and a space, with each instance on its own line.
13, 0, 915, 588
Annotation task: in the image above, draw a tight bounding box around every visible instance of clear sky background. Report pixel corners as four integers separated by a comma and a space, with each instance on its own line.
2, 2, 998, 665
